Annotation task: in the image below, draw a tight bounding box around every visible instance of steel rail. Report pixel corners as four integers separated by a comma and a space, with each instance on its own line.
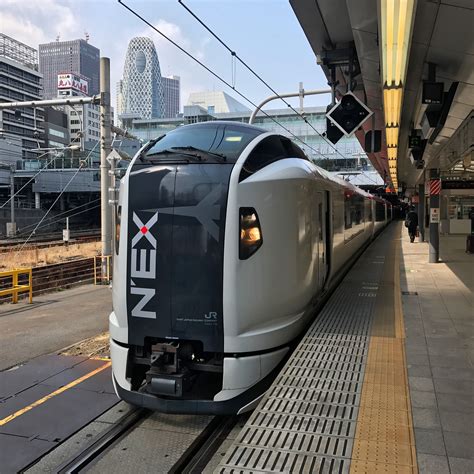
55, 408, 149, 473
169, 415, 239, 474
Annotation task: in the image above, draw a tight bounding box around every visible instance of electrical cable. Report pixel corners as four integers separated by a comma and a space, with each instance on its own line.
0, 150, 62, 209
117, 0, 328, 160
177, 0, 351, 163
1, 140, 99, 210
6, 198, 101, 235
13, 204, 101, 236
15, 163, 86, 256
13, 142, 100, 254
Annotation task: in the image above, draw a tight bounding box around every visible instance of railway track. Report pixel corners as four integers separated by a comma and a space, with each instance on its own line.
53, 407, 240, 474
0, 230, 100, 252
56, 408, 150, 474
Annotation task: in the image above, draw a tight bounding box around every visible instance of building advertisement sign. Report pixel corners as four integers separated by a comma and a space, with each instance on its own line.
57, 73, 89, 95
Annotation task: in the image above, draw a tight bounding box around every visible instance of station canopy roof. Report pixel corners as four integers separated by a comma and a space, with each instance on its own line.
291, 0, 473, 190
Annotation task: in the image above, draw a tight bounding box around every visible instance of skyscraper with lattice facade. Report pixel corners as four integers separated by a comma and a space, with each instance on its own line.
120, 37, 164, 121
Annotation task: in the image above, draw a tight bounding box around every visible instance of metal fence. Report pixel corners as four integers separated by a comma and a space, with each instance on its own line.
0, 257, 110, 304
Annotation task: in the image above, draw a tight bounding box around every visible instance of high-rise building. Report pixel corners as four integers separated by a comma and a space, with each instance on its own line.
162, 75, 180, 118
119, 37, 165, 122
39, 39, 100, 99
0, 33, 45, 163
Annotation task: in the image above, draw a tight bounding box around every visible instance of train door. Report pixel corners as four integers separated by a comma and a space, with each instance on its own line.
316, 192, 327, 288
324, 190, 331, 284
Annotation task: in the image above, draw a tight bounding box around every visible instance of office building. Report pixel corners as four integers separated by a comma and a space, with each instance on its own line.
162, 75, 180, 118
0, 33, 45, 164
39, 38, 100, 99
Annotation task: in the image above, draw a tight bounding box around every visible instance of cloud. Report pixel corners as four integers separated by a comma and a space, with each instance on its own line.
0, 2, 214, 113
0, 0, 79, 47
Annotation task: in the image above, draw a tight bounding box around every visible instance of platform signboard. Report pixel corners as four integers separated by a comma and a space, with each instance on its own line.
430, 208, 440, 224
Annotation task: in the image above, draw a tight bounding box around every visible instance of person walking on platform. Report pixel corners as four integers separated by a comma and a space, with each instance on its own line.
405, 207, 418, 243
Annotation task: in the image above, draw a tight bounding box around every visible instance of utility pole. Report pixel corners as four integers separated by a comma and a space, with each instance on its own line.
100, 58, 112, 279
9, 165, 15, 237
0, 64, 129, 268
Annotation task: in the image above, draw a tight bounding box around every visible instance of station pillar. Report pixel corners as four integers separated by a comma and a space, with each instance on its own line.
429, 169, 440, 263
418, 183, 425, 242
35, 192, 41, 210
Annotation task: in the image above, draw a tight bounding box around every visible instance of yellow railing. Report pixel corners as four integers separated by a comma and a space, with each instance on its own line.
94, 255, 112, 285
0, 268, 33, 304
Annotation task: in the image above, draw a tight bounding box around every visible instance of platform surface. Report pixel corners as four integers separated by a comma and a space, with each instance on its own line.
216, 223, 473, 474
0, 284, 110, 370
0, 354, 117, 473
402, 231, 473, 473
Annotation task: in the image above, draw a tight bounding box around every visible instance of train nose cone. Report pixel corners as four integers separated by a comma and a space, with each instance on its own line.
126, 163, 232, 353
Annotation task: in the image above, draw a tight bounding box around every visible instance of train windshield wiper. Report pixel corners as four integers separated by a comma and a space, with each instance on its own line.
141, 148, 202, 162
170, 146, 227, 162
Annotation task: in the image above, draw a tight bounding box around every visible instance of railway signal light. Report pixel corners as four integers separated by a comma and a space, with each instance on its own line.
364, 130, 382, 153
326, 92, 373, 137
325, 105, 344, 144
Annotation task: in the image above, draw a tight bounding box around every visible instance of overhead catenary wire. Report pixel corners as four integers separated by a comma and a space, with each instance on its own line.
13, 204, 101, 237
117, 0, 328, 160
14, 142, 100, 256
14, 163, 86, 256
177, 0, 351, 163
0, 151, 66, 209
1, 140, 99, 210
2, 198, 101, 236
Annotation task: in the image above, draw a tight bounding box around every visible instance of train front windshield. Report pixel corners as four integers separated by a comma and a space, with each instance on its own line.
143, 123, 262, 163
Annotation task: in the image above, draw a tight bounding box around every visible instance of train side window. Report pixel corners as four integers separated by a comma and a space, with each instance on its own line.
239, 136, 287, 181
375, 201, 385, 221
281, 137, 308, 160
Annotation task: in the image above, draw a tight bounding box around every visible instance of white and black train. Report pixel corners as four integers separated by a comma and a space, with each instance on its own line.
110, 121, 391, 414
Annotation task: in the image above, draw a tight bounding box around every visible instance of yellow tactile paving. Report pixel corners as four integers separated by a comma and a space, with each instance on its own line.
350, 227, 418, 474
351, 459, 414, 474
351, 439, 414, 466
357, 407, 411, 427
360, 383, 409, 411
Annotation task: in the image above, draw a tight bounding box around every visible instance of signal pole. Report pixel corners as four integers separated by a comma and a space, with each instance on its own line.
100, 58, 112, 278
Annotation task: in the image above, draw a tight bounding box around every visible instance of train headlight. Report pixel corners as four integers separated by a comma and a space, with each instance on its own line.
239, 207, 262, 260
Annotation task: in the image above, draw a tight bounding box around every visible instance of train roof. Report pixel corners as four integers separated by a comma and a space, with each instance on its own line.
174, 120, 267, 134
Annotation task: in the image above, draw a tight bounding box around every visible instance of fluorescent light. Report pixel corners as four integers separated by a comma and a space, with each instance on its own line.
380, 0, 416, 167
386, 126, 399, 147
388, 148, 398, 159
384, 88, 402, 127
380, 0, 416, 87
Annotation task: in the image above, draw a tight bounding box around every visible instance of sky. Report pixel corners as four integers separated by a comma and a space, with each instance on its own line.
0, 0, 332, 113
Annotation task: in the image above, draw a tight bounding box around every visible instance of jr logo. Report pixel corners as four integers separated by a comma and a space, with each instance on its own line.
205, 312, 218, 320
130, 212, 158, 319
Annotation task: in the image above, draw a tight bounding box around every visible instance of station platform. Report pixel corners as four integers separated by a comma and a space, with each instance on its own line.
216, 222, 473, 474
0, 284, 114, 472
0, 354, 117, 472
